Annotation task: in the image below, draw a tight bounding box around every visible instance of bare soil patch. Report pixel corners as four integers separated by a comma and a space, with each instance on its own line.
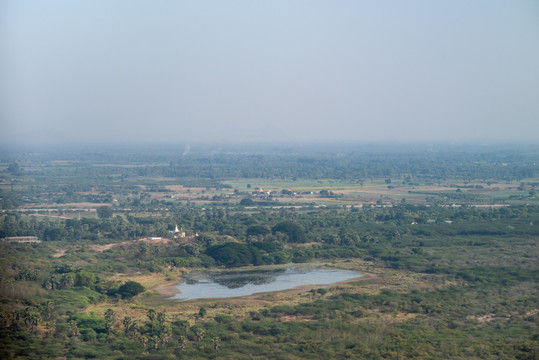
285, 242, 323, 248
20, 202, 107, 209
468, 313, 496, 323
88, 237, 174, 253
358, 311, 419, 324
52, 249, 67, 258
280, 315, 316, 322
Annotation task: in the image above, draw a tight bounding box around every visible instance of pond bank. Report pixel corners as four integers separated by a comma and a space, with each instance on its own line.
152, 264, 375, 301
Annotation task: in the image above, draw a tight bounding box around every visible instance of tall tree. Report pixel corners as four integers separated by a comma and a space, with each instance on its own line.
212, 336, 221, 352
178, 335, 187, 352
69, 320, 80, 337
147, 309, 156, 334
157, 312, 166, 326
23, 307, 40, 334
122, 316, 132, 336
104, 308, 115, 336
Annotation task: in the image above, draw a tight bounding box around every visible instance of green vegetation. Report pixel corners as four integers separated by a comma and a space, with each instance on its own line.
0, 144, 538, 358
117, 281, 145, 299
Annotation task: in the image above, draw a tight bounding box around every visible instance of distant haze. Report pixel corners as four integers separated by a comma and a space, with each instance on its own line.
1, 1, 538, 145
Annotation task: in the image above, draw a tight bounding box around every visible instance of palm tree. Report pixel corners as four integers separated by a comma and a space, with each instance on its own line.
23, 307, 40, 333
122, 316, 132, 336
151, 335, 160, 351
195, 328, 205, 343
68, 320, 80, 337
0, 309, 11, 328
157, 312, 166, 326
147, 309, 156, 334
45, 322, 56, 338
178, 335, 187, 352
212, 336, 221, 352
44, 301, 54, 321
176, 319, 189, 335
141, 335, 148, 351
159, 328, 170, 346
130, 321, 140, 337
104, 308, 115, 336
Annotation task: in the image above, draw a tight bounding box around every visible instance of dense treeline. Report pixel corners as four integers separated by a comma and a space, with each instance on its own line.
3, 144, 539, 184
2, 204, 538, 243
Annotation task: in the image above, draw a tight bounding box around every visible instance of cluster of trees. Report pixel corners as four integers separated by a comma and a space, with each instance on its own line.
41, 264, 144, 299
0, 302, 226, 358
2, 203, 538, 253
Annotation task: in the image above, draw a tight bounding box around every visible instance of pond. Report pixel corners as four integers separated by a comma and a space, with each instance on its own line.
171, 265, 363, 301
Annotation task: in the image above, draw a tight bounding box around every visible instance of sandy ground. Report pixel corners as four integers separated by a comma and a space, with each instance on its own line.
88, 237, 175, 252
153, 271, 376, 300
52, 249, 67, 258
153, 281, 183, 297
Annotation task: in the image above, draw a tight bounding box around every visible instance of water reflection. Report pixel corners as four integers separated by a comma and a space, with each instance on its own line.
209, 268, 286, 288
173, 265, 362, 301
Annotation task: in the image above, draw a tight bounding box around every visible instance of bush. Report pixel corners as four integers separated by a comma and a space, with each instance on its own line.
81, 328, 98, 341
316, 288, 328, 295
215, 314, 233, 324
117, 281, 145, 298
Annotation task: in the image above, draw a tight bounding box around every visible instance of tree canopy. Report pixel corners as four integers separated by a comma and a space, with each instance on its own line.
272, 221, 306, 243
117, 281, 145, 298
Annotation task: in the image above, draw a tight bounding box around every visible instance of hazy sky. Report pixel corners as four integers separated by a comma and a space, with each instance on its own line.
1, 0, 538, 144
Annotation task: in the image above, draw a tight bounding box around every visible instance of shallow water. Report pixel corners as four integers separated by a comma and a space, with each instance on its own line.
172, 265, 362, 301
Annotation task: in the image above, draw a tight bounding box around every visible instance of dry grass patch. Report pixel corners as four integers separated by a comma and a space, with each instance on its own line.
52, 249, 67, 258
356, 310, 420, 324
106, 272, 170, 289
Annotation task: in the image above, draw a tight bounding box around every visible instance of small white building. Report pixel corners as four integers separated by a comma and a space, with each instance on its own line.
2, 236, 41, 243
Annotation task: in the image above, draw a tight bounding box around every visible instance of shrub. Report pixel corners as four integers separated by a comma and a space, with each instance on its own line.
117, 281, 145, 299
